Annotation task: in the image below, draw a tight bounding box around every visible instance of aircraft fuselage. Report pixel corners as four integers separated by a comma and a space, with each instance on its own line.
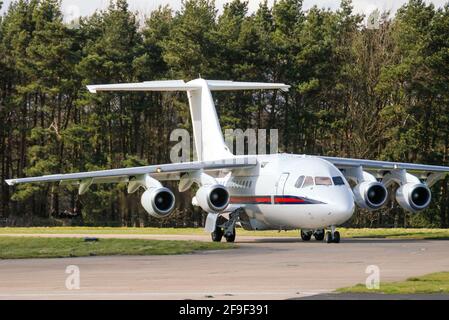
220, 154, 355, 231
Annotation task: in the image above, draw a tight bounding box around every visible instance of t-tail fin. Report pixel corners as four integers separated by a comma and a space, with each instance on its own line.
87, 78, 290, 161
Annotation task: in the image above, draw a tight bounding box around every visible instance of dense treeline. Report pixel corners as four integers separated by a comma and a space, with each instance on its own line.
1, 0, 449, 228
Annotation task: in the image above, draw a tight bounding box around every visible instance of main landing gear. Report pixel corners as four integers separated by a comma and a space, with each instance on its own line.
300, 227, 340, 243
211, 226, 224, 242
211, 209, 241, 243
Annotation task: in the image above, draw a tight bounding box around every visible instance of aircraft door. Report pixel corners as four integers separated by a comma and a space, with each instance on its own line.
276, 173, 290, 195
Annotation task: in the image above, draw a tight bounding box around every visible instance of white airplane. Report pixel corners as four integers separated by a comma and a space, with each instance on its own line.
6, 79, 449, 243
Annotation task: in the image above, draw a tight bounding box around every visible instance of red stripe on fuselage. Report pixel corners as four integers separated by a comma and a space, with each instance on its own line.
230, 196, 271, 204
274, 196, 305, 204
229, 196, 312, 205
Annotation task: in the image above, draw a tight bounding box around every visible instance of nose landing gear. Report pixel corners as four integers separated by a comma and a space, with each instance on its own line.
325, 226, 340, 243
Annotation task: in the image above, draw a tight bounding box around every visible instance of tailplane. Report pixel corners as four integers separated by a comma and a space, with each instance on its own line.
87, 79, 290, 161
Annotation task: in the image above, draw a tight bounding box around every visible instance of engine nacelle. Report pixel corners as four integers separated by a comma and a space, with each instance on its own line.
195, 185, 230, 212
141, 187, 176, 218
353, 181, 388, 210
396, 183, 431, 213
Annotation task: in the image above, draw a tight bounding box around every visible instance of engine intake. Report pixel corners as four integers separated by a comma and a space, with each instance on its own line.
396, 183, 431, 213
353, 181, 388, 210
141, 187, 176, 218
195, 185, 230, 212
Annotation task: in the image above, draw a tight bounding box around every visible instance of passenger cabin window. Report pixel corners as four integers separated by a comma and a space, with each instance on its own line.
315, 177, 332, 186
302, 176, 314, 188
332, 176, 345, 186
295, 176, 305, 188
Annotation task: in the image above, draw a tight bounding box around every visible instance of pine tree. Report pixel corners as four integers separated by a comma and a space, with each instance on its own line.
76, 0, 144, 225
162, 0, 218, 79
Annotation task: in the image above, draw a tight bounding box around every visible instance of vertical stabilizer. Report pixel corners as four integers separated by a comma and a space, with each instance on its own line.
187, 79, 233, 161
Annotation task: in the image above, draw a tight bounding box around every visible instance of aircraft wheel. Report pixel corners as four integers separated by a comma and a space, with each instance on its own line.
313, 229, 325, 241
300, 230, 312, 241
211, 227, 224, 242
333, 231, 341, 243
324, 231, 333, 243
224, 228, 236, 242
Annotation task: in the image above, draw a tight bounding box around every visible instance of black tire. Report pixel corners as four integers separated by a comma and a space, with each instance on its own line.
333, 231, 340, 243
211, 227, 224, 242
325, 231, 333, 243
300, 230, 312, 241
224, 228, 236, 243
313, 229, 325, 241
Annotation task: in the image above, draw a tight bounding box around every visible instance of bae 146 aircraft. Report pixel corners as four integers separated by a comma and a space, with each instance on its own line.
6, 79, 449, 243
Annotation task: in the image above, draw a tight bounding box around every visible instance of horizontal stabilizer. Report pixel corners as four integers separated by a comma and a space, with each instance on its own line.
87, 79, 290, 93
206, 80, 290, 92
87, 80, 199, 93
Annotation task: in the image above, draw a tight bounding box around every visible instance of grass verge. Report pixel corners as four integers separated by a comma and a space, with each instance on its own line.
337, 272, 449, 294
0, 236, 234, 259
0, 227, 449, 239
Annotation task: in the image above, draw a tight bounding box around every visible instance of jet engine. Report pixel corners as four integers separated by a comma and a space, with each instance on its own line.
141, 187, 176, 218
353, 181, 388, 210
195, 185, 230, 212
396, 183, 431, 213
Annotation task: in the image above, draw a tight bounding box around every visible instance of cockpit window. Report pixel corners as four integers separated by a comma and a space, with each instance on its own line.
302, 176, 314, 188
315, 177, 332, 186
295, 176, 305, 188
332, 176, 345, 186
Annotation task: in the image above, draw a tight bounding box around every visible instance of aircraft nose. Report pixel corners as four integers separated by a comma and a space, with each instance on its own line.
331, 190, 355, 218
335, 199, 355, 215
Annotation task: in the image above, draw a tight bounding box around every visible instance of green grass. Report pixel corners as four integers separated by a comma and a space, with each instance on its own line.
1, 227, 449, 239
0, 236, 234, 259
0, 226, 211, 235
339, 228, 449, 240
337, 272, 449, 294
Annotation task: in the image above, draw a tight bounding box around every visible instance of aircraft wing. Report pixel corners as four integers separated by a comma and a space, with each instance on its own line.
321, 156, 449, 185
5, 157, 257, 189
